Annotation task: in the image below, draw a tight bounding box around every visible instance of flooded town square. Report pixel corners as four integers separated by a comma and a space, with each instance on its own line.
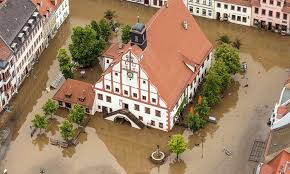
0, 0, 290, 174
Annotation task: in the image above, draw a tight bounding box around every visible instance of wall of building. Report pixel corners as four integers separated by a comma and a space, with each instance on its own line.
56, 0, 69, 30
215, 1, 252, 26
252, 0, 289, 33
187, 0, 215, 19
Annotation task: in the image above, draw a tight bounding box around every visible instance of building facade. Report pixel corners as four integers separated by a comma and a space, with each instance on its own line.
95, 0, 213, 131
215, 0, 252, 26
0, 0, 69, 112
186, 0, 215, 19
252, 0, 290, 34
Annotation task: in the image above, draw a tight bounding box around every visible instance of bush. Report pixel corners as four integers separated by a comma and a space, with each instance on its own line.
186, 112, 206, 132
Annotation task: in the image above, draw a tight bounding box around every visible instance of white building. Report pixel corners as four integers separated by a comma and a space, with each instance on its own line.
54, 0, 69, 30
186, 0, 215, 19
95, 0, 213, 131
215, 0, 252, 26
270, 81, 290, 130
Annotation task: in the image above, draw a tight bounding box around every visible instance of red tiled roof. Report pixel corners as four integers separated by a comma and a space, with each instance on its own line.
216, 0, 252, 7
103, 43, 130, 60
260, 150, 290, 174
0, 38, 12, 61
138, 0, 212, 110
100, 0, 212, 110
31, 0, 63, 17
53, 79, 95, 109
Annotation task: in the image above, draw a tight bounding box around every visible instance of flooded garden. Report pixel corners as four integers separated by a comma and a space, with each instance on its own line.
0, 0, 289, 173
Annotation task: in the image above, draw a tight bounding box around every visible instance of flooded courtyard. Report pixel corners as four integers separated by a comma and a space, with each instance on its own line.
0, 0, 290, 173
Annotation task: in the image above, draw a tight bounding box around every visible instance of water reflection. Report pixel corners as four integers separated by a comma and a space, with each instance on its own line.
169, 159, 186, 174
32, 133, 49, 151
62, 146, 76, 158
46, 118, 60, 136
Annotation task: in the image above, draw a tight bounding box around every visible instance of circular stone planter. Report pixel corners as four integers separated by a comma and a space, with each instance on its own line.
150, 151, 166, 164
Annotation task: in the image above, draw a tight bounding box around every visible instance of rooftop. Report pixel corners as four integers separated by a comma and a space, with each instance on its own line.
101, 0, 213, 110
0, 38, 12, 61
260, 150, 290, 174
53, 79, 95, 109
0, 0, 37, 45
216, 0, 252, 7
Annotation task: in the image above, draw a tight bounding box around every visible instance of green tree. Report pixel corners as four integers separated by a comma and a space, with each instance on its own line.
215, 43, 240, 74
186, 112, 206, 132
121, 25, 131, 44
68, 104, 85, 126
59, 120, 75, 141
212, 59, 232, 90
90, 20, 101, 39
99, 18, 112, 42
201, 70, 222, 106
194, 97, 210, 118
69, 26, 104, 67
57, 48, 74, 79
168, 134, 187, 160
216, 34, 231, 45
60, 65, 74, 79
31, 114, 48, 134
42, 99, 59, 118
104, 10, 117, 21
232, 38, 242, 49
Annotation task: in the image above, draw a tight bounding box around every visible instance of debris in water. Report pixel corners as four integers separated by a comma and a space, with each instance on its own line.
223, 147, 232, 156
244, 84, 249, 88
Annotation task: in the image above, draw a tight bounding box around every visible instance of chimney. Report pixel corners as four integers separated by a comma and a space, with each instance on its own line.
164, 1, 168, 8
183, 20, 188, 30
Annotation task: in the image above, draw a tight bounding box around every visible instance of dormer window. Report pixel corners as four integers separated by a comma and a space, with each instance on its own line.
18, 33, 24, 43
33, 12, 39, 21
28, 19, 35, 29
23, 26, 29, 36
78, 96, 86, 102
65, 92, 72, 98
11, 43, 17, 52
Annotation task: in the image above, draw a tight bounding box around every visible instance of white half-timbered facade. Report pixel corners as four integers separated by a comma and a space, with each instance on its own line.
95, 0, 213, 131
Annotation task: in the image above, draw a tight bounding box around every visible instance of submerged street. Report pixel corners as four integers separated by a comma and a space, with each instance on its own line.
1, 0, 289, 173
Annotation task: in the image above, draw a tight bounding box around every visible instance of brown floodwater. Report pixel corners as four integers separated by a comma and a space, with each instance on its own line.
0, 0, 290, 174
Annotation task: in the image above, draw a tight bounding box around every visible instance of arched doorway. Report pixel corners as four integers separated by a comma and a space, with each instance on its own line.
114, 116, 132, 127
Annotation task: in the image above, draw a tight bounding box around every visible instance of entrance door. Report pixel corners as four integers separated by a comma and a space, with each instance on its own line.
268, 22, 272, 30
144, 0, 149, 5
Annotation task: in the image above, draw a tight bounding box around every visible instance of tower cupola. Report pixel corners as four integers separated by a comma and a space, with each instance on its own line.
130, 17, 147, 50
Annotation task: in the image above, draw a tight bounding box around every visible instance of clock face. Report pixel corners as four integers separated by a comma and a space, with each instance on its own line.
127, 72, 133, 78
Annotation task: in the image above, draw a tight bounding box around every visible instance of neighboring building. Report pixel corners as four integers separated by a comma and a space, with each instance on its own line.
0, 0, 70, 113
53, 79, 97, 115
0, 39, 16, 111
186, 0, 215, 19
54, 0, 69, 30
95, 0, 213, 131
0, 0, 45, 91
252, 0, 290, 34
215, 0, 252, 26
256, 150, 290, 174
270, 81, 290, 130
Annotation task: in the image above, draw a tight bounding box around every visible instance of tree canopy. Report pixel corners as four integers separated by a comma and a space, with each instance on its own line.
212, 59, 232, 90
69, 26, 105, 67
215, 43, 240, 74
194, 97, 210, 118
69, 104, 85, 126
59, 120, 75, 141
32, 114, 48, 133
104, 10, 117, 21
201, 70, 222, 106
42, 99, 58, 118
57, 48, 74, 79
99, 18, 112, 42
121, 25, 131, 44
187, 112, 206, 132
168, 134, 187, 160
